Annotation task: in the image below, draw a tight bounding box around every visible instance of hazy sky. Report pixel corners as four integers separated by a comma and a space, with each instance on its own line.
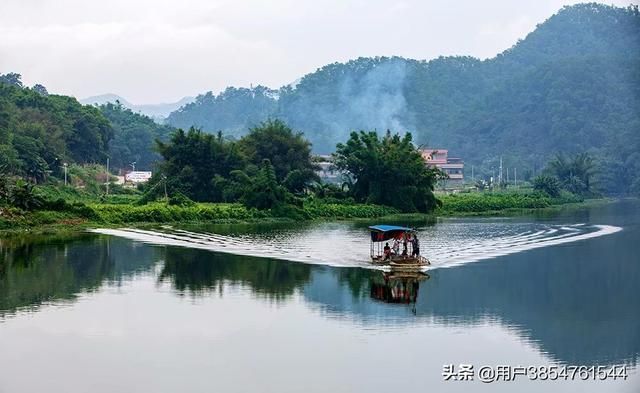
0, 0, 631, 103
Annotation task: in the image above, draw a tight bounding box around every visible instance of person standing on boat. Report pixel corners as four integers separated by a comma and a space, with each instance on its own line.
411, 235, 420, 257
383, 242, 391, 260
392, 238, 400, 255
402, 235, 408, 257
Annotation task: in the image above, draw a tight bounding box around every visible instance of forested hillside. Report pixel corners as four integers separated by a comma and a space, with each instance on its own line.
167, 86, 278, 136
0, 74, 112, 182
100, 102, 174, 171
166, 3, 640, 194
0, 75, 172, 180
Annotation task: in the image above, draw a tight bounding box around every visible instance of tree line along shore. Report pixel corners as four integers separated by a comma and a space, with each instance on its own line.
0, 71, 614, 233
0, 121, 599, 233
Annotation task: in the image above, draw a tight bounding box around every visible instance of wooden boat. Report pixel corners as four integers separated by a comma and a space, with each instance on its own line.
369, 225, 430, 267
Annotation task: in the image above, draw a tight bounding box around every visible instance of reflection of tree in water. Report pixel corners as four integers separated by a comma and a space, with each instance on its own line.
336, 268, 374, 299
0, 234, 159, 317
158, 247, 312, 302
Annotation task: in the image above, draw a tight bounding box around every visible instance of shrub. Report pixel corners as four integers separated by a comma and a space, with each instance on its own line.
168, 192, 196, 207
533, 175, 562, 197
303, 201, 399, 218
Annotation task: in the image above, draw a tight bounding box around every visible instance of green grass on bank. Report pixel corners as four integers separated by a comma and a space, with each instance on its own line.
0, 200, 402, 231
0, 188, 598, 233
436, 190, 583, 215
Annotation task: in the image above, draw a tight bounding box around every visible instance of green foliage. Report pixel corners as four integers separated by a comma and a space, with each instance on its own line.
166, 86, 278, 136
168, 192, 195, 207
154, 128, 246, 202
151, 121, 319, 211
533, 175, 562, 197
239, 119, 319, 191
333, 130, 443, 213
309, 182, 350, 200
2, 179, 44, 210
89, 203, 257, 223
99, 102, 174, 171
438, 191, 582, 213
303, 201, 399, 218
242, 159, 288, 210
546, 153, 595, 194
0, 73, 113, 182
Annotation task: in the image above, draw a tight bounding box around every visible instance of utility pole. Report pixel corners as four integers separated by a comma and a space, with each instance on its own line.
499, 156, 503, 184
471, 165, 474, 182
514, 167, 517, 187
507, 167, 509, 186
63, 163, 68, 186
162, 175, 168, 201
106, 157, 110, 195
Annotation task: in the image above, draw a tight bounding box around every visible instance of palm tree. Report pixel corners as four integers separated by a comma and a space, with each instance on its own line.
548, 152, 594, 193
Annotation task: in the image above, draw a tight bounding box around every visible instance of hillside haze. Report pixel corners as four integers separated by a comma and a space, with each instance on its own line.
166, 3, 640, 192
81, 94, 194, 121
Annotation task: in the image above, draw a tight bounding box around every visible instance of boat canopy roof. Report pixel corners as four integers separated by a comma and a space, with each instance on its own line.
369, 225, 414, 242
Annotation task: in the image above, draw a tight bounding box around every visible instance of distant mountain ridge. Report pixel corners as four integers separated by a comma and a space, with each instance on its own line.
81, 94, 194, 121
164, 3, 640, 194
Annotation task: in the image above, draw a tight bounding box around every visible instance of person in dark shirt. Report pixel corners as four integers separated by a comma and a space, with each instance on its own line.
402, 236, 408, 257
383, 242, 391, 260
411, 235, 420, 257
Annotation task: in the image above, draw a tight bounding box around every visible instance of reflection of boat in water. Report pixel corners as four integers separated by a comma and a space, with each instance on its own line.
369, 272, 429, 307
369, 225, 430, 268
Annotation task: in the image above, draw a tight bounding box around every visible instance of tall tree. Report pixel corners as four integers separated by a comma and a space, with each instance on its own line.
547, 152, 595, 194
239, 119, 318, 192
155, 128, 246, 201
333, 130, 444, 212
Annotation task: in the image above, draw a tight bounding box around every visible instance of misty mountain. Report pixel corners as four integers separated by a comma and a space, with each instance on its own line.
165, 3, 640, 194
81, 94, 194, 121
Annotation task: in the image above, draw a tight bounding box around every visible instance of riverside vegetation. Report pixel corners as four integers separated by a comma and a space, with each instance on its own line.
0, 88, 602, 232
0, 88, 601, 232
0, 157, 592, 232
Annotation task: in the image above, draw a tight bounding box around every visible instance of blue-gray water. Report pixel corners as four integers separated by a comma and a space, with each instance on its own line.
0, 200, 638, 392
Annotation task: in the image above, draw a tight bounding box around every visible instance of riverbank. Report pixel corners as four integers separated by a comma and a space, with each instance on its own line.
0, 201, 402, 234
0, 191, 612, 235
435, 191, 586, 216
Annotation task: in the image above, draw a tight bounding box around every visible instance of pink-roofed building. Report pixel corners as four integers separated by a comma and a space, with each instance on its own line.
420, 149, 464, 181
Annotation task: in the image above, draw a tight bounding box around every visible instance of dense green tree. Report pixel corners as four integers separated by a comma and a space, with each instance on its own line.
239, 119, 319, 191
533, 175, 562, 197
242, 159, 287, 210
31, 84, 48, 96
333, 130, 444, 212
154, 128, 246, 201
547, 153, 595, 195
0, 73, 22, 88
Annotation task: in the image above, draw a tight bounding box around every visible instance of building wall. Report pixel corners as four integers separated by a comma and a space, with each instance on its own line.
420, 149, 464, 182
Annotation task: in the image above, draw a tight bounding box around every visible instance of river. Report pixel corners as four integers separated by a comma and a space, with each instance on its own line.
0, 200, 638, 392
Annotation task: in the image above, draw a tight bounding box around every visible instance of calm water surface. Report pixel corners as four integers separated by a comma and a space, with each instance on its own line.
0, 200, 638, 393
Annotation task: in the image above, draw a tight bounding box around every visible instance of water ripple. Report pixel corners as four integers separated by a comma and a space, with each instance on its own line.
92, 221, 622, 271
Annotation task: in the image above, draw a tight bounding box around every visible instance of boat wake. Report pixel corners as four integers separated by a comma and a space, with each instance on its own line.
91, 221, 621, 271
